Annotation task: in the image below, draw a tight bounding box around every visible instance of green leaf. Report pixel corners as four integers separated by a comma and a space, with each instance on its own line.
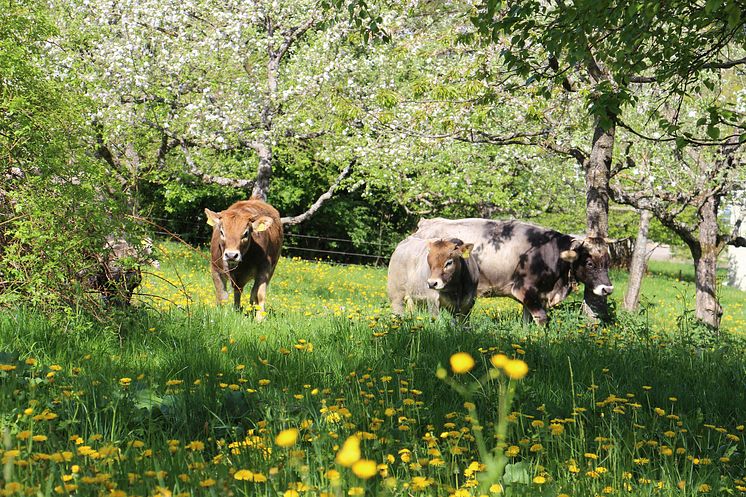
705, 0, 722, 14
706, 125, 720, 140
503, 461, 531, 485
133, 388, 164, 411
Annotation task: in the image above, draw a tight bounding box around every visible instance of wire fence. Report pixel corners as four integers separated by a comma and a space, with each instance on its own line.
145, 216, 392, 266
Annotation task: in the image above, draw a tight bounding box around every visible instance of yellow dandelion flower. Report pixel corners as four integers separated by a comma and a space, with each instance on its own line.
450, 353, 475, 374
325, 469, 341, 481
335, 436, 361, 467
352, 459, 377, 479
490, 353, 508, 369
234, 469, 254, 481
550, 423, 565, 435
411, 477, 433, 490
489, 483, 503, 494
348, 487, 364, 496
506, 445, 520, 457
275, 429, 299, 448
503, 359, 529, 380
533, 476, 546, 484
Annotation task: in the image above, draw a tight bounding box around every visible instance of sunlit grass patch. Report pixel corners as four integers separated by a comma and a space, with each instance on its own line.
1, 242, 745, 497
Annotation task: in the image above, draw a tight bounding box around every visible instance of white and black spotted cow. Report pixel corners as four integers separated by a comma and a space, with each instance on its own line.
414, 218, 613, 324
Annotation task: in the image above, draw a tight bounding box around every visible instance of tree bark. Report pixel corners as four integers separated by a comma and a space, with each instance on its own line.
583, 115, 615, 320
586, 117, 614, 239
623, 209, 651, 311
693, 194, 723, 328
251, 140, 272, 201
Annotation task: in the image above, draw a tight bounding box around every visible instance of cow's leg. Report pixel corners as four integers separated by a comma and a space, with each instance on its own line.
390, 294, 405, 315
513, 287, 548, 325
232, 282, 243, 311
427, 296, 440, 317
404, 295, 415, 314
211, 268, 230, 306
250, 276, 269, 321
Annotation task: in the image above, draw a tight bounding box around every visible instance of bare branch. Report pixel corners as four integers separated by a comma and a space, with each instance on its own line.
702, 55, 746, 70
275, 17, 318, 63
542, 140, 589, 166
180, 141, 254, 189
281, 160, 354, 226
452, 129, 548, 146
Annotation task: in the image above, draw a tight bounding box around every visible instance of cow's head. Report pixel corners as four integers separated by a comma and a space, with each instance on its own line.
205, 208, 273, 267
426, 238, 474, 290
560, 237, 614, 296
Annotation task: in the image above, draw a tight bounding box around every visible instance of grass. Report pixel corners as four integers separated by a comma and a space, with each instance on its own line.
1, 242, 745, 497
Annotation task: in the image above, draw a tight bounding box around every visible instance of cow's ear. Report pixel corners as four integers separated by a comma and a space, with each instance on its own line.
252, 216, 273, 233
560, 250, 578, 262
460, 243, 474, 259
205, 208, 221, 227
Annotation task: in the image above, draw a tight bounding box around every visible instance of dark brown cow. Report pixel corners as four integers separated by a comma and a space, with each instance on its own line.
387, 236, 479, 317
414, 218, 613, 324
205, 199, 283, 320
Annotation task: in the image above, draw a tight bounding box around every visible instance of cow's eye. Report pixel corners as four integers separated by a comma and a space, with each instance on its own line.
243, 229, 251, 239
219, 227, 225, 237
444, 259, 454, 268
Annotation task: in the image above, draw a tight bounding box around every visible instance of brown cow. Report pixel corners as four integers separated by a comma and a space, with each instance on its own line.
205, 199, 283, 320
387, 237, 479, 318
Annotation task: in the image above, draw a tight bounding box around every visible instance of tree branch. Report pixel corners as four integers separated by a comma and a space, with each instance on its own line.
280, 160, 354, 225
275, 17, 318, 63
542, 140, 589, 166
609, 182, 698, 247
180, 141, 254, 189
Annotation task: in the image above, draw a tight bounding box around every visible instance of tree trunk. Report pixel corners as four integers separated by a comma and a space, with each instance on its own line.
251, 140, 272, 201
693, 195, 723, 328
728, 203, 746, 291
623, 209, 651, 311
252, 51, 279, 201
583, 116, 615, 320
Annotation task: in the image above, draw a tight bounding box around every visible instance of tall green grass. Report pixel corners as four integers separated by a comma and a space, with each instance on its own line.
1, 246, 745, 496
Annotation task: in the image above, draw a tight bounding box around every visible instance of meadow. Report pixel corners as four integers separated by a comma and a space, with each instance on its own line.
1, 242, 745, 497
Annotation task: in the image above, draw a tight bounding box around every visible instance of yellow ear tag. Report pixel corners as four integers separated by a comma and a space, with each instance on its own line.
206, 217, 215, 227
255, 222, 267, 232
461, 249, 471, 259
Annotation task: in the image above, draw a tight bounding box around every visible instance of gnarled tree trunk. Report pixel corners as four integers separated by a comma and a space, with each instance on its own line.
623, 209, 651, 311
583, 116, 615, 321
693, 195, 723, 328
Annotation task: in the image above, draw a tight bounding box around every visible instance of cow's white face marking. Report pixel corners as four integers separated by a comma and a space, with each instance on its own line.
593, 284, 614, 296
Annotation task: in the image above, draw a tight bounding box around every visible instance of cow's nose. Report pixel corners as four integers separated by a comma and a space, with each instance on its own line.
427, 280, 438, 289
594, 284, 614, 296
224, 251, 241, 262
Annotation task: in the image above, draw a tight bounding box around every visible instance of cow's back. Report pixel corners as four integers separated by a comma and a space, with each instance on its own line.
414, 218, 568, 297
